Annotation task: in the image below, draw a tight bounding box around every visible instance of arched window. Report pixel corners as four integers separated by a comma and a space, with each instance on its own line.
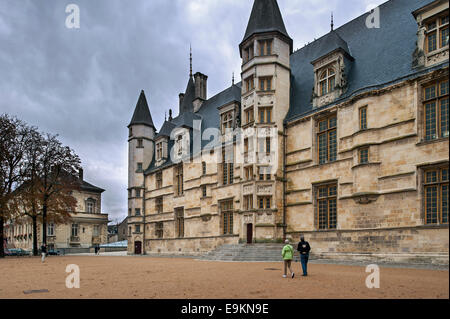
319, 68, 336, 96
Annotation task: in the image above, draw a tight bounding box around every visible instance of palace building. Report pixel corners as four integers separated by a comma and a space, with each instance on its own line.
127, 0, 448, 263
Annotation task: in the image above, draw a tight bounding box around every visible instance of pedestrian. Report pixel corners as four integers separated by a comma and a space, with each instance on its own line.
41, 244, 47, 263
96, 245, 100, 255
297, 235, 311, 276
281, 239, 295, 278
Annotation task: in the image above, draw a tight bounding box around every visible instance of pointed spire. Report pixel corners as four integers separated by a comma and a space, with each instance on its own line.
128, 90, 155, 129
241, 0, 292, 50
189, 44, 193, 78
331, 12, 334, 31
232, 72, 235, 86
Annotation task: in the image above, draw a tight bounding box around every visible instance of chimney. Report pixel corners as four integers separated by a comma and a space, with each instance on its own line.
169, 109, 173, 121
79, 168, 84, 181
179, 93, 185, 112
194, 72, 208, 100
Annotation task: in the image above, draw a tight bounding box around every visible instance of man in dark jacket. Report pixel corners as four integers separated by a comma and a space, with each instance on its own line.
297, 236, 311, 276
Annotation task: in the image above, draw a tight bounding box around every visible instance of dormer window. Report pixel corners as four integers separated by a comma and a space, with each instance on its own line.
221, 111, 234, 133
425, 14, 449, 53
319, 68, 336, 96
156, 142, 163, 160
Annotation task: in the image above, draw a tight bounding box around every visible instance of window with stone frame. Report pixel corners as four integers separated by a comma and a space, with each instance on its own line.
258, 196, 271, 209
47, 223, 55, 237
424, 166, 448, 225
175, 208, 184, 238
137, 139, 143, 148
258, 166, 271, 181
259, 107, 272, 124
136, 162, 143, 173
317, 115, 337, 165
245, 75, 255, 93
222, 147, 234, 185
93, 225, 99, 237
316, 184, 337, 230
425, 13, 449, 54
243, 44, 254, 63
135, 208, 141, 216
221, 200, 234, 235
155, 197, 163, 214
359, 106, 368, 130
244, 107, 254, 125
135, 225, 141, 233
423, 79, 449, 140
202, 185, 207, 197
243, 195, 253, 210
359, 147, 369, 164
155, 222, 164, 239
259, 77, 272, 91
71, 224, 79, 237
202, 161, 207, 175
86, 199, 95, 213
319, 68, 336, 96
156, 142, 163, 160
221, 110, 234, 134
258, 39, 273, 56
135, 189, 141, 198
156, 171, 163, 189
175, 164, 184, 196
244, 165, 253, 181
176, 135, 183, 156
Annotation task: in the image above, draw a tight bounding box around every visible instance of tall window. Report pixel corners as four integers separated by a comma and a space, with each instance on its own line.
259, 39, 272, 56
175, 164, 184, 196
176, 135, 183, 155
156, 171, 163, 189
244, 195, 253, 210
47, 223, 55, 236
137, 163, 143, 173
425, 14, 449, 53
137, 139, 143, 148
359, 106, 367, 130
156, 142, 163, 160
319, 68, 336, 96
259, 77, 272, 91
359, 147, 369, 164
135, 189, 141, 198
424, 79, 449, 140
258, 196, 271, 209
424, 167, 448, 224
93, 225, 99, 237
175, 208, 184, 238
221, 111, 234, 133
221, 200, 234, 235
244, 107, 254, 124
71, 224, 79, 237
202, 185, 207, 197
156, 222, 164, 238
259, 107, 272, 124
222, 148, 234, 185
317, 184, 337, 230
244, 166, 253, 180
86, 200, 94, 213
243, 44, 254, 63
245, 75, 255, 92
135, 208, 141, 216
202, 162, 207, 175
156, 197, 163, 214
135, 225, 141, 233
317, 115, 337, 164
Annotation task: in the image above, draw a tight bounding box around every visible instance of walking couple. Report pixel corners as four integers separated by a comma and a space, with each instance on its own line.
282, 236, 311, 278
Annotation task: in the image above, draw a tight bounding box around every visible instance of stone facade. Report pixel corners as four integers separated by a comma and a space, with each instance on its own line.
127, 0, 448, 263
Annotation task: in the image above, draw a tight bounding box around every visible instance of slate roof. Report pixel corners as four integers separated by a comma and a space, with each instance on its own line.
80, 179, 105, 193
128, 90, 155, 128
144, 81, 242, 174
242, 0, 292, 45
286, 0, 448, 123
180, 76, 196, 114
310, 30, 352, 64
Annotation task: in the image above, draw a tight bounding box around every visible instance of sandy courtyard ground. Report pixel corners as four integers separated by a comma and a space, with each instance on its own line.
0, 255, 448, 299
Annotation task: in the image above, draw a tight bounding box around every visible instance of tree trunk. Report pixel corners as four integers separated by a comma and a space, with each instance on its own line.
32, 215, 38, 256
42, 200, 47, 246
0, 217, 4, 258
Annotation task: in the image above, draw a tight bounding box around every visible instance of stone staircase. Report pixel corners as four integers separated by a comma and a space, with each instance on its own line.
199, 243, 288, 262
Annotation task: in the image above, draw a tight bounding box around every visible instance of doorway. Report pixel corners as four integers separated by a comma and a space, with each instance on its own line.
246, 224, 253, 244
134, 241, 142, 255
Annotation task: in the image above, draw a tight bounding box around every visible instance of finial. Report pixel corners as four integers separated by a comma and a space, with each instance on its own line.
189, 44, 193, 77
169, 109, 173, 121
331, 12, 334, 31
232, 72, 235, 85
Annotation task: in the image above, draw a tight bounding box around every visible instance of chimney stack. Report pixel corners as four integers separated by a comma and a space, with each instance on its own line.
179, 93, 185, 111
194, 72, 208, 100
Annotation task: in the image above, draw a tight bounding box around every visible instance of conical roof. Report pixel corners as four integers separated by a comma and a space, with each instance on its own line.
180, 76, 196, 114
242, 0, 291, 44
128, 90, 155, 128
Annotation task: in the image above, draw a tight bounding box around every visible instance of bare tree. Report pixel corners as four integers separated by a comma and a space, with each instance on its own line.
0, 114, 34, 258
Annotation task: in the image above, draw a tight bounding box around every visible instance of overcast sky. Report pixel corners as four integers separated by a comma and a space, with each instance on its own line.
0, 0, 387, 223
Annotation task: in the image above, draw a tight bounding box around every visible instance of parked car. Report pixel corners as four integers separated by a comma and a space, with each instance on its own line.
47, 249, 60, 256
7, 248, 31, 256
